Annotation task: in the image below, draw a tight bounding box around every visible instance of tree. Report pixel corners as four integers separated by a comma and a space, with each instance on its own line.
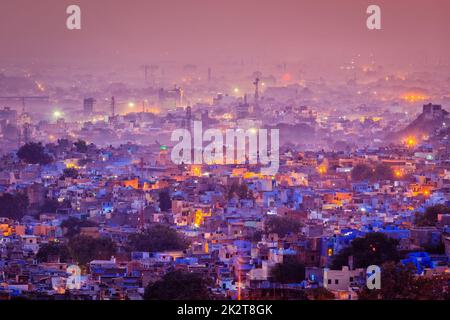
144, 271, 211, 300
251, 230, 263, 242
359, 262, 450, 300
62, 167, 79, 179
74, 139, 88, 153
373, 164, 394, 181
0, 193, 29, 220
17, 142, 53, 165
270, 257, 305, 284
36, 242, 71, 263
265, 216, 302, 238
57, 138, 71, 150
423, 242, 445, 254
127, 224, 188, 252
237, 183, 250, 200
78, 158, 93, 166
40, 198, 71, 214
415, 204, 450, 227
39, 198, 59, 214
61, 217, 98, 238
351, 164, 372, 181
158, 189, 171, 212
331, 232, 400, 270
228, 182, 252, 200
68, 235, 116, 266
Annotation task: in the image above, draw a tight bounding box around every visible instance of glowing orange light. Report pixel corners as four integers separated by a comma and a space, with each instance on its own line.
191, 165, 202, 177
327, 248, 333, 256
282, 73, 292, 82
222, 113, 233, 120
148, 107, 161, 114
401, 93, 428, 103
66, 162, 79, 169
317, 165, 327, 174
193, 209, 211, 228
237, 274, 241, 301
404, 136, 417, 148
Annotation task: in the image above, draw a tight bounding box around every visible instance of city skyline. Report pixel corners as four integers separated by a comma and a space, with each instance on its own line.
0, 0, 448, 304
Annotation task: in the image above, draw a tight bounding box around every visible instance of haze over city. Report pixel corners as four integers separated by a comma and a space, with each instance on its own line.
0, 0, 449, 303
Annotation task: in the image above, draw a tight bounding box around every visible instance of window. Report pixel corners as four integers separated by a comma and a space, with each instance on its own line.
328, 279, 332, 285
350, 277, 354, 282
335, 279, 339, 284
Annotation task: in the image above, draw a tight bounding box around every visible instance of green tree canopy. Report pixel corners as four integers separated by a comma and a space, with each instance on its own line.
39, 198, 59, 214
0, 193, 29, 220
331, 232, 400, 269
158, 189, 171, 212
373, 164, 394, 181
17, 142, 53, 165
36, 242, 71, 263
351, 164, 372, 181
351, 164, 394, 182
74, 139, 88, 153
61, 167, 79, 179
265, 216, 302, 238
57, 138, 71, 150
228, 182, 252, 200
61, 217, 98, 238
127, 224, 189, 252
68, 235, 116, 266
270, 257, 305, 284
144, 271, 211, 300
414, 204, 450, 227
359, 262, 450, 300
39, 198, 71, 214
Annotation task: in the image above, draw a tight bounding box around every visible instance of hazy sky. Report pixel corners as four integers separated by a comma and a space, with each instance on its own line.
0, 0, 449, 65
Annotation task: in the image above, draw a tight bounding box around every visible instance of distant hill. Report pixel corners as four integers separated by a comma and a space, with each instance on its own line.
387, 103, 448, 142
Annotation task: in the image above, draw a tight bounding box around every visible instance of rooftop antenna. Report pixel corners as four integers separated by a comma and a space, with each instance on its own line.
253, 77, 260, 106
142, 65, 150, 83
111, 96, 116, 117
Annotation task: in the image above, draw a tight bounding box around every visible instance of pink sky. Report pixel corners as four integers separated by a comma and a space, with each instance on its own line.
0, 0, 449, 64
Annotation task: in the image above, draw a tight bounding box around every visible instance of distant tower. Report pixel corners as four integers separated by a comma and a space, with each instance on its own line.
110, 96, 116, 117
207, 67, 212, 82
142, 65, 150, 84
23, 123, 31, 144
185, 106, 192, 130
17, 112, 32, 147
201, 110, 209, 125
253, 77, 260, 107
83, 98, 95, 116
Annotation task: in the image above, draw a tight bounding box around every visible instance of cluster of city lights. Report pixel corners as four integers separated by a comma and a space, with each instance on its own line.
402, 93, 428, 103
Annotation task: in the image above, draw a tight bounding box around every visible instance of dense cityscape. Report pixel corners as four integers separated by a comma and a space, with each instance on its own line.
0, 0, 449, 301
